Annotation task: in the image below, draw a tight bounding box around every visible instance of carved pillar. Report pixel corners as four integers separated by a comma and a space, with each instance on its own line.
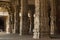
14, 0, 20, 33
11, 12, 14, 33
40, 0, 49, 37
11, 0, 15, 33
6, 15, 10, 34
33, 0, 40, 39
20, 0, 29, 35
28, 10, 34, 34
9, 13, 12, 33
16, 6, 20, 33
50, 0, 56, 35
10, 6, 14, 33
14, 6, 16, 33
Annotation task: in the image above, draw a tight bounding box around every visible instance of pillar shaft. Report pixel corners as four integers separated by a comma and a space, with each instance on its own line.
40, 0, 49, 37
33, 0, 49, 39
13, 0, 20, 33
33, 0, 40, 39
28, 11, 34, 34
50, 0, 56, 35
9, 14, 12, 33
6, 15, 10, 34
20, 0, 29, 35
14, 6, 16, 33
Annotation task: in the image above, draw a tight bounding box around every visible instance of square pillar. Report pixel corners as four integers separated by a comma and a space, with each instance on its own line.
20, 0, 29, 35
6, 16, 10, 34
50, 0, 56, 35
14, 0, 20, 34
40, 0, 49, 37
33, 0, 40, 39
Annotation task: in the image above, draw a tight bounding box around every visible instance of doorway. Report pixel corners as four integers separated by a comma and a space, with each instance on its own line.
0, 17, 5, 32
0, 16, 7, 32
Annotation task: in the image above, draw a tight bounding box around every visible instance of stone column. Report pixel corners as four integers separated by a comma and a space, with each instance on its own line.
28, 10, 34, 34
14, 0, 20, 33
9, 7, 14, 33
11, 0, 15, 34
20, 0, 29, 35
6, 15, 10, 34
33, 0, 40, 39
40, 0, 49, 37
14, 6, 16, 33
16, 6, 20, 33
50, 0, 56, 35
9, 13, 12, 33
10, 10, 14, 33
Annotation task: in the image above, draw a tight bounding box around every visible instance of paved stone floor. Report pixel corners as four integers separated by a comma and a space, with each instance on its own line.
0, 32, 60, 40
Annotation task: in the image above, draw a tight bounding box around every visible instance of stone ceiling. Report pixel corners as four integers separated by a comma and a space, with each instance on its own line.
0, 0, 10, 2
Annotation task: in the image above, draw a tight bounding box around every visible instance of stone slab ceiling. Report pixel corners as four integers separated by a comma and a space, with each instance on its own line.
0, 0, 10, 2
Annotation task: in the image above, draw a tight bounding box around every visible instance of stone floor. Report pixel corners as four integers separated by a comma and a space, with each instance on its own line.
0, 32, 60, 40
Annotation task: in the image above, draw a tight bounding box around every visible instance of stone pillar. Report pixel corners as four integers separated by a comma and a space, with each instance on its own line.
20, 0, 29, 35
14, 0, 20, 33
16, 6, 20, 33
40, 0, 49, 37
10, 11, 14, 34
9, 7, 14, 33
6, 15, 10, 34
28, 10, 34, 34
50, 0, 56, 35
33, 0, 40, 39
14, 7, 16, 33
11, 0, 15, 34
9, 13, 12, 33
10, 10, 14, 33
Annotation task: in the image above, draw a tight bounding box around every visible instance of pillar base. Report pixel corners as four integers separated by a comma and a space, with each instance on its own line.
33, 33, 40, 39
19, 33, 22, 36
33, 29, 40, 39
6, 32, 10, 34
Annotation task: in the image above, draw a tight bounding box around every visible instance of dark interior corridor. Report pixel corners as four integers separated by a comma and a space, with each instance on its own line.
0, 17, 5, 32
56, 0, 60, 34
